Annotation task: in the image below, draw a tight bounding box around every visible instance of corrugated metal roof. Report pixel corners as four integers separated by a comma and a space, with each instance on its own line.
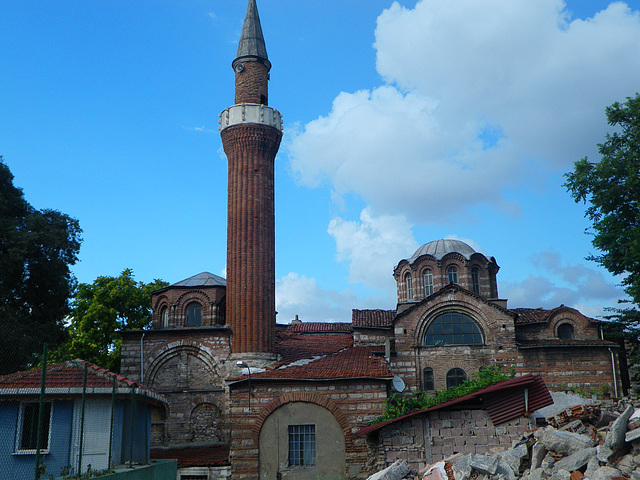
356, 375, 552, 436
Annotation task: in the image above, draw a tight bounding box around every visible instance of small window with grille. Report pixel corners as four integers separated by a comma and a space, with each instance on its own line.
16, 402, 52, 452
288, 424, 315, 466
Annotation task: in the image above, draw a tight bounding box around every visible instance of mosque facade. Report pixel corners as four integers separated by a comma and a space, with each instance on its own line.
120, 1, 625, 478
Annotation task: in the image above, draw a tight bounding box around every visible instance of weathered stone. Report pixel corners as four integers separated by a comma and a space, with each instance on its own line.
542, 452, 557, 476
604, 405, 634, 452
616, 453, 637, 475
526, 467, 549, 480
451, 455, 473, 480
552, 447, 597, 473
499, 444, 529, 474
596, 445, 614, 463
627, 428, 640, 443
469, 454, 499, 476
549, 469, 571, 480
584, 456, 600, 480
539, 429, 598, 455
590, 466, 623, 480
366, 459, 410, 480
532, 443, 548, 470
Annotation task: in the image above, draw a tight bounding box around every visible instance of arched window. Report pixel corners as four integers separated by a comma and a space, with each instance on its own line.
405, 273, 413, 301
424, 312, 483, 346
161, 306, 169, 328
558, 323, 574, 340
423, 269, 433, 297
423, 367, 434, 391
447, 266, 458, 284
471, 267, 480, 294
186, 303, 202, 327
446, 368, 467, 389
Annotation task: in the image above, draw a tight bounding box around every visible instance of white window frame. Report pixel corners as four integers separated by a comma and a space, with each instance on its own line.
14, 401, 52, 455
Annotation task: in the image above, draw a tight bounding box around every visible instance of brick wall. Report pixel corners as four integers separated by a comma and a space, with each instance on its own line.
228, 379, 388, 479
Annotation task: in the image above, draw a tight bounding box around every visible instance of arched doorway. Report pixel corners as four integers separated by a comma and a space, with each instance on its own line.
259, 401, 346, 480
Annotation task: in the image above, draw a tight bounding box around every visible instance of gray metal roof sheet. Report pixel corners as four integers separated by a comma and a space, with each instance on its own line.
409, 239, 477, 263
171, 272, 226, 287
236, 0, 268, 61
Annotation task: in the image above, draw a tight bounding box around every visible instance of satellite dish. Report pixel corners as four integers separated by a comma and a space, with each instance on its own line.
392, 376, 406, 393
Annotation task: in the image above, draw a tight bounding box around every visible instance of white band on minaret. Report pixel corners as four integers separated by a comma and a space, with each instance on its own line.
219, 104, 283, 132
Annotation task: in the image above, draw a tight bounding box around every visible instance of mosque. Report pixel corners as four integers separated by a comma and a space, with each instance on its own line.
120, 1, 625, 478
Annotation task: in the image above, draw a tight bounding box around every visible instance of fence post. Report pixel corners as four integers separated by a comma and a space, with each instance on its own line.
129, 385, 135, 468
78, 361, 87, 475
34, 343, 47, 480
108, 376, 115, 470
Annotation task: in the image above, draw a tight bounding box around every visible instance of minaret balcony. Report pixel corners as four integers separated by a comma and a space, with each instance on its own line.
219, 103, 283, 132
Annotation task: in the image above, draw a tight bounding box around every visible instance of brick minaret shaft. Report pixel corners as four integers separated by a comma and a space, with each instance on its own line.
220, 0, 282, 360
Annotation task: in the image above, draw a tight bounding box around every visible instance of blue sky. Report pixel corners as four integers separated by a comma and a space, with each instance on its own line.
3, 0, 640, 323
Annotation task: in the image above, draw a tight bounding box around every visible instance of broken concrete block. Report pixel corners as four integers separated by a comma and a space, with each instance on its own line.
532, 443, 548, 470
604, 405, 634, 452
422, 461, 448, 480
589, 466, 624, 480
451, 454, 473, 480
526, 467, 549, 480
539, 429, 598, 455
366, 459, 410, 480
596, 445, 614, 463
595, 412, 620, 429
626, 428, 640, 443
469, 454, 499, 476
584, 456, 600, 480
542, 452, 557, 476
616, 453, 637, 475
561, 420, 587, 434
499, 444, 529, 474
552, 447, 597, 473
549, 469, 571, 480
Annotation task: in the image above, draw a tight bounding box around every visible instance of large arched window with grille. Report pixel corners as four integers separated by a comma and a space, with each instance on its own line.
446, 368, 467, 388
424, 312, 483, 346
186, 302, 202, 327
557, 323, 574, 339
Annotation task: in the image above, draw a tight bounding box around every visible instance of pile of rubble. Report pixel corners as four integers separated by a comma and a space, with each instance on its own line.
370, 402, 640, 480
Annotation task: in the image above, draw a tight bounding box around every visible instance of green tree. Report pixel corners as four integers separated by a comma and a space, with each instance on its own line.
52, 269, 167, 372
0, 157, 82, 374
564, 94, 640, 304
565, 94, 640, 393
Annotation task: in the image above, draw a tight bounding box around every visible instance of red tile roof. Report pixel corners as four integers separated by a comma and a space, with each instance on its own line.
274, 332, 353, 363
0, 359, 163, 402
286, 322, 352, 333
357, 375, 552, 436
231, 346, 392, 382
352, 309, 395, 328
150, 445, 229, 467
511, 306, 602, 325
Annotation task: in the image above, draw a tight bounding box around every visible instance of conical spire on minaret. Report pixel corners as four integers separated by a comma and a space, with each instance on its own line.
233, 0, 271, 71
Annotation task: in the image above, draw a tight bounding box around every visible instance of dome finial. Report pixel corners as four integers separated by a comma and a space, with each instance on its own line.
234, 0, 270, 70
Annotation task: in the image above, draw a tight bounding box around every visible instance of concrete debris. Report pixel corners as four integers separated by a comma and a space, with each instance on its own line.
370, 403, 640, 480
367, 459, 410, 480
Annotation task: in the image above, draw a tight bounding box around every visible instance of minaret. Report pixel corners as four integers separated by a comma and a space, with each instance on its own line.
219, 0, 282, 364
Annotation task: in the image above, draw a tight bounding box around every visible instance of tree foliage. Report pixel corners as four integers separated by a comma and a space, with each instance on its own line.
374, 366, 513, 424
0, 157, 82, 374
51, 269, 167, 372
564, 94, 640, 305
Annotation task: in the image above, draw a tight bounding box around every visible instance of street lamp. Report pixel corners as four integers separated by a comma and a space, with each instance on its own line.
236, 361, 251, 411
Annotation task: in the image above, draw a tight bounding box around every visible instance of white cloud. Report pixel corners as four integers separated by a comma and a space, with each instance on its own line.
275, 272, 386, 323
327, 207, 419, 291
500, 249, 624, 315
287, 0, 640, 224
